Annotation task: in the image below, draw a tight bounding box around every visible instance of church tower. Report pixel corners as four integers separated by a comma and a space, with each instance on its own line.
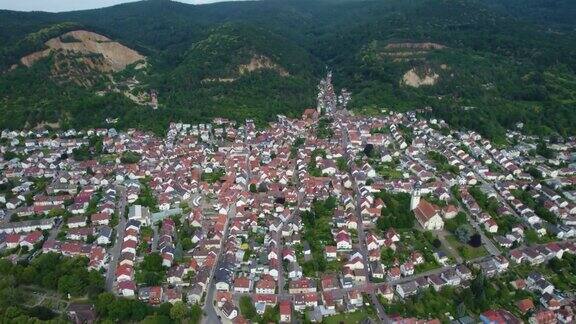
410, 188, 421, 210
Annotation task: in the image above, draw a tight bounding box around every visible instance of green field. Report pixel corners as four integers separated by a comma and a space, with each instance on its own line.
323, 311, 373, 324
446, 235, 488, 261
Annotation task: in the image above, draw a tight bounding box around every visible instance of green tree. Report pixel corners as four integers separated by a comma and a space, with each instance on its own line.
336, 157, 348, 172
169, 301, 189, 322
141, 253, 164, 271
239, 296, 257, 320
262, 305, 279, 323
189, 304, 202, 324
455, 225, 472, 243
120, 151, 141, 164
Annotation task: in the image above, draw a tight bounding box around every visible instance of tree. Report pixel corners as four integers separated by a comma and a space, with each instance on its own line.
535, 141, 555, 159
95, 292, 115, 317
189, 304, 202, 324
141, 315, 172, 324
455, 225, 472, 243
141, 253, 164, 272
445, 212, 467, 232
432, 238, 442, 249
262, 305, 279, 323
174, 242, 184, 261
468, 233, 482, 248
137, 253, 165, 285
181, 237, 194, 251
158, 303, 173, 317
120, 151, 141, 164
169, 301, 189, 322
239, 296, 256, 320
381, 248, 395, 263
87, 271, 105, 298
525, 229, 539, 245
249, 183, 257, 193
58, 274, 85, 296
364, 144, 374, 157
470, 273, 488, 310
336, 157, 348, 172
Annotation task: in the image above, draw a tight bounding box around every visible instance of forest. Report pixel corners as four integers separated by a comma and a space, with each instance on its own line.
0, 253, 202, 323
0, 0, 575, 139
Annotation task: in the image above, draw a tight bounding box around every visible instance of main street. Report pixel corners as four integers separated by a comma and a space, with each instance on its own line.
339, 116, 392, 324
202, 200, 235, 324
105, 185, 127, 292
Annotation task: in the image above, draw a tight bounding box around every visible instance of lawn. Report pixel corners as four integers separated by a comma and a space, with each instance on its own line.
376, 164, 404, 180
446, 235, 488, 260
98, 153, 118, 164
415, 261, 441, 273
323, 310, 373, 324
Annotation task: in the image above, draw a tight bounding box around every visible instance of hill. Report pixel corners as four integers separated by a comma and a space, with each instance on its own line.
0, 0, 575, 139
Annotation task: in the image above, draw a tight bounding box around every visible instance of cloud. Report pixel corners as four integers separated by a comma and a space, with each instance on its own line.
0, 0, 238, 13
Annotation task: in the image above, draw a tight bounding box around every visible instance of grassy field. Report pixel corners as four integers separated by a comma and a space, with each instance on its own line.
323, 310, 373, 324
446, 235, 488, 260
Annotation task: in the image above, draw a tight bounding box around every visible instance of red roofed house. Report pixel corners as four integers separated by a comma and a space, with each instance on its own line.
91, 212, 111, 226
530, 310, 556, 324
20, 231, 44, 250
116, 264, 134, 282
233, 276, 251, 294
480, 309, 521, 324
6, 233, 21, 249
118, 280, 136, 297
484, 218, 499, 233
516, 298, 534, 314
148, 286, 163, 305
324, 246, 337, 260
255, 279, 276, 294
279, 301, 292, 323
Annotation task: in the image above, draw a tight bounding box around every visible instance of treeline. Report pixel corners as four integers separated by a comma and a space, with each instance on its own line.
301, 197, 337, 275
95, 293, 202, 323
0, 253, 104, 298
0, 252, 202, 323
0, 253, 104, 322
375, 192, 414, 231
0, 0, 575, 139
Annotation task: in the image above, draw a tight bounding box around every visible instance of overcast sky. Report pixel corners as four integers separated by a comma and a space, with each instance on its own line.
0, 0, 237, 12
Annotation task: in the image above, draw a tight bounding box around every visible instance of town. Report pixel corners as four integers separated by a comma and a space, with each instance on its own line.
1, 77, 576, 324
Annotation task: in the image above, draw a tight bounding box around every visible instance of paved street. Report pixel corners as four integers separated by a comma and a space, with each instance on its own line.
105, 185, 127, 292
202, 202, 235, 324
340, 119, 392, 323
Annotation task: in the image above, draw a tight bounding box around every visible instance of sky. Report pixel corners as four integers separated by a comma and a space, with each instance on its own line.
0, 0, 237, 12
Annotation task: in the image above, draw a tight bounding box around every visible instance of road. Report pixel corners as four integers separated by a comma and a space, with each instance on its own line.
202, 200, 235, 324
338, 115, 392, 324
278, 154, 304, 295
105, 185, 127, 292
151, 225, 159, 252
230, 253, 496, 302
47, 216, 63, 241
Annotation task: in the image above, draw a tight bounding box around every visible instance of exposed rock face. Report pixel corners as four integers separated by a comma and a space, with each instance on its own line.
375, 42, 446, 62
20, 30, 145, 72
238, 54, 289, 76
384, 42, 446, 50
202, 54, 289, 83
402, 67, 439, 87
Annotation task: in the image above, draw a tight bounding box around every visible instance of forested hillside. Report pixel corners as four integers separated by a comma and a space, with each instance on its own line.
0, 0, 575, 140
